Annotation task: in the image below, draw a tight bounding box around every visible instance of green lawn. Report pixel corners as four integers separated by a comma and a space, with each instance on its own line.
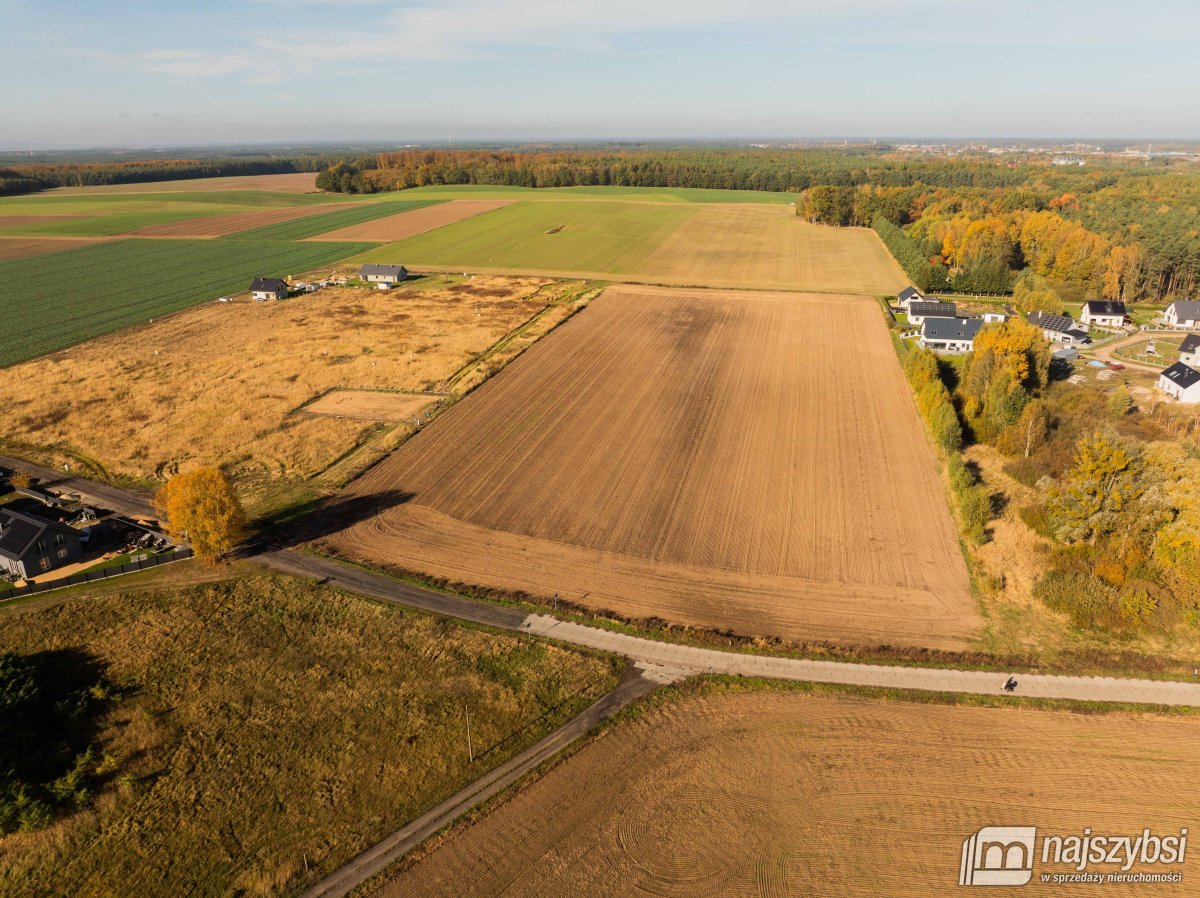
222, 199, 442, 241
353, 200, 698, 274
0, 238, 371, 367
363, 184, 796, 204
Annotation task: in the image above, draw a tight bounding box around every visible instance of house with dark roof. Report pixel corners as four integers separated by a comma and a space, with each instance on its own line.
906, 301, 957, 326
1179, 334, 1200, 367
919, 317, 984, 354
897, 286, 923, 309
250, 277, 289, 301
1026, 311, 1089, 345
1163, 301, 1200, 329
0, 509, 84, 580
1080, 300, 1128, 328
359, 263, 408, 286
1157, 361, 1200, 404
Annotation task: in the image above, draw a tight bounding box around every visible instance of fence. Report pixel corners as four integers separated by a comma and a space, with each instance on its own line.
0, 547, 193, 601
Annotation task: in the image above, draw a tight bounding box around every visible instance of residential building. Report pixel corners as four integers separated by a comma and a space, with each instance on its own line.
1026, 311, 1090, 345
1163, 301, 1200, 329
897, 286, 923, 309
1157, 361, 1200, 403
359, 264, 408, 285
907, 301, 957, 326
1079, 300, 1128, 328
1179, 334, 1200, 367
920, 317, 984, 354
250, 277, 289, 301
0, 509, 84, 580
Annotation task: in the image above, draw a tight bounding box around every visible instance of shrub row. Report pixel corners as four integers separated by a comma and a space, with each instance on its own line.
873, 215, 951, 293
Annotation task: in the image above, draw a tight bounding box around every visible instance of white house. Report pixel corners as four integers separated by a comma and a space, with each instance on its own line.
1179, 334, 1200, 368
1079, 300, 1127, 328
250, 277, 289, 302
981, 311, 1007, 324
1026, 311, 1090, 345
920, 317, 984, 354
897, 286, 923, 309
1157, 361, 1200, 403
359, 263, 408, 285
907, 300, 957, 326
1163, 301, 1200, 329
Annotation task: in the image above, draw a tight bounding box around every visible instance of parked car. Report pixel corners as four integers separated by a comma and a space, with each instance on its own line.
1107, 362, 1125, 371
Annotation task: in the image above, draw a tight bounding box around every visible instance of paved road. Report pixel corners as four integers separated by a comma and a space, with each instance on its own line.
299, 661, 685, 898
0, 454, 155, 518
263, 550, 1200, 708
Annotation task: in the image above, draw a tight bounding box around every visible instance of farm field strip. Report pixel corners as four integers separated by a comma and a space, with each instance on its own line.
380, 690, 1200, 898
0, 238, 371, 367
47, 171, 323, 194
221, 200, 442, 242
328, 285, 978, 648
301, 390, 440, 422
306, 199, 516, 242
131, 201, 366, 237
353, 200, 699, 275
367, 184, 798, 204
0, 236, 111, 260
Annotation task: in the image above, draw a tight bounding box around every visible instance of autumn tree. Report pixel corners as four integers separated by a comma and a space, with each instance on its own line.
1048, 433, 1143, 545
155, 468, 246, 563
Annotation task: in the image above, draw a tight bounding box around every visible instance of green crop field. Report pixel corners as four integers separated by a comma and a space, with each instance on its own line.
353, 200, 698, 273
370, 184, 796, 204
0, 238, 370, 366
222, 199, 442, 241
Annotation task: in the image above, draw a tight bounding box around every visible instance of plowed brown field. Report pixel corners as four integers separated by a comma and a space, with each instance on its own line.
131, 202, 362, 237
642, 204, 909, 294
0, 214, 87, 230
52, 172, 321, 194
376, 690, 1200, 898
306, 199, 515, 242
327, 285, 979, 648
0, 236, 107, 259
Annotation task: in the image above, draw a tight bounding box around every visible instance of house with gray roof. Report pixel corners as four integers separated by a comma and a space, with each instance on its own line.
0, 509, 84, 580
1179, 334, 1200, 367
919, 317, 984, 354
359, 264, 408, 286
897, 286, 923, 309
250, 277, 289, 301
1157, 361, 1200, 404
1026, 311, 1089, 345
1080, 300, 1128, 328
1163, 301, 1200, 329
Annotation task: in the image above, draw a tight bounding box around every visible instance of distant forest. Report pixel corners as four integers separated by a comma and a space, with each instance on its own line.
318, 148, 1200, 305
0, 157, 332, 196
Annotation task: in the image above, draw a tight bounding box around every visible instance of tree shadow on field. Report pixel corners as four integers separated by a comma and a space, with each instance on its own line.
251, 489, 415, 551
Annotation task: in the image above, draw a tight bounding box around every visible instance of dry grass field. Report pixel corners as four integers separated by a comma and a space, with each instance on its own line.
303, 389, 439, 422
51, 172, 321, 194
641, 205, 909, 294
378, 687, 1200, 898
0, 236, 106, 260
0, 275, 578, 487
0, 574, 617, 898
308, 199, 515, 242
131, 202, 362, 237
327, 285, 978, 648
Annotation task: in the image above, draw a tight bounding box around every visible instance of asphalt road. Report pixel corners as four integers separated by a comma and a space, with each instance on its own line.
0, 454, 155, 518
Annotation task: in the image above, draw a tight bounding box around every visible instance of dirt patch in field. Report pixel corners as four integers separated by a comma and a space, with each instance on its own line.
50, 172, 321, 194
378, 689, 1200, 898
303, 390, 440, 422
0, 276, 569, 487
307, 200, 515, 242
641, 204, 910, 294
130, 202, 363, 238
0, 236, 109, 259
326, 284, 979, 649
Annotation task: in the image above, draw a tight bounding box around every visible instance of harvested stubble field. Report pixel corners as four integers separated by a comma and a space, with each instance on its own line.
50, 171, 322, 194
222, 200, 440, 242
0, 276, 584, 488
378, 688, 1200, 898
353, 198, 906, 293
303, 389, 440, 422
0, 236, 107, 260
308, 199, 515, 242
130, 201, 363, 237
327, 285, 979, 649
0, 575, 617, 898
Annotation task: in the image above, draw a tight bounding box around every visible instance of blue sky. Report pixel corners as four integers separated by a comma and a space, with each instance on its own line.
3, 0, 1199, 147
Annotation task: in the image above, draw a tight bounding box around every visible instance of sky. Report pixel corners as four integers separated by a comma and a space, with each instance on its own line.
3, 0, 1200, 148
